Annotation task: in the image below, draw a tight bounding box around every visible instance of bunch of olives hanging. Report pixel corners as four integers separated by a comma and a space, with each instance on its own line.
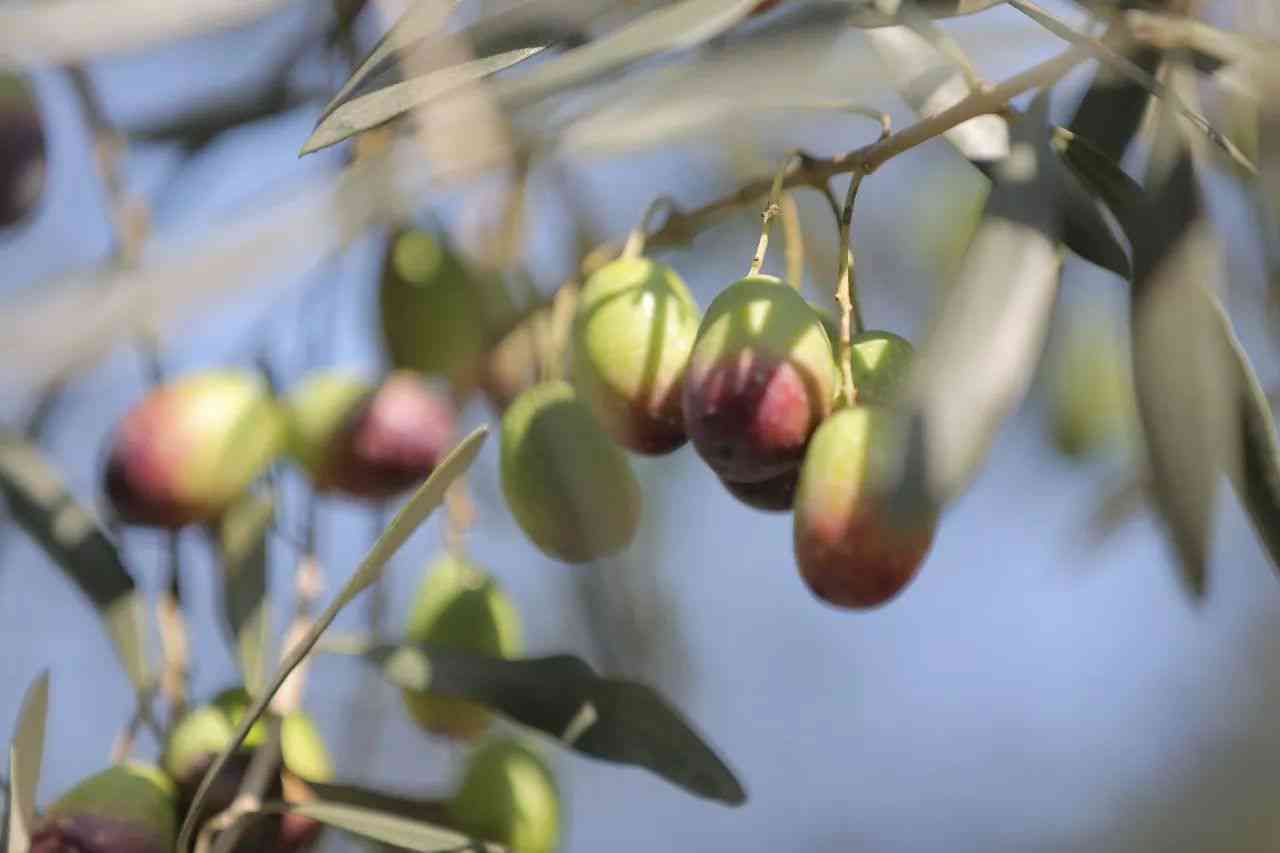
479, 197, 940, 609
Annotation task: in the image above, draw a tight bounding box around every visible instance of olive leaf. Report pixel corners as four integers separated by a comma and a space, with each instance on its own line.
316, 0, 462, 125
1060, 126, 1280, 574
845, 0, 1006, 28
865, 22, 1130, 278
0, 434, 151, 692
304, 782, 451, 821
1011, 0, 1255, 174
214, 494, 274, 696
1057, 114, 1239, 597
6, 671, 49, 853
337, 642, 746, 806
1209, 297, 1280, 573
302, 47, 546, 155
879, 93, 1067, 514
266, 801, 502, 852
177, 426, 488, 853
317, 0, 620, 126
1065, 20, 1161, 164
0, 0, 292, 67
491, 0, 764, 110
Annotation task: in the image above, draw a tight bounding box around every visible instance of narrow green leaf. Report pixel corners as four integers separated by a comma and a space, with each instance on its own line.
1051, 127, 1143, 227
0, 434, 150, 691
1064, 20, 1161, 165
846, 0, 1005, 28
1, 775, 9, 853
305, 782, 451, 823
302, 47, 546, 155
866, 23, 1130, 278
177, 426, 488, 853
493, 0, 762, 109
215, 494, 274, 696
1208, 296, 1280, 573
1060, 115, 1237, 596
6, 671, 49, 853
882, 95, 1066, 512
1011, 0, 1255, 174
1127, 212, 1232, 597
0, 0, 292, 67
270, 801, 501, 852
345, 643, 746, 805
316, 0, 618, 126
316, 0, 459, 125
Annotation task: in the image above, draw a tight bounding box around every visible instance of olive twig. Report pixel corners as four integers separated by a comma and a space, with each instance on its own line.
444, 480, 477, 557
156, 544, 190, 726
747, 150, 803, 277
622, 195, 679, 259
834, 168, 867, 407
779, 193, 805, 293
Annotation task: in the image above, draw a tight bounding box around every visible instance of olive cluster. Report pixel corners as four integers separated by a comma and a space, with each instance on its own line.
379, 219, 940, 610
31, 697, 558, 853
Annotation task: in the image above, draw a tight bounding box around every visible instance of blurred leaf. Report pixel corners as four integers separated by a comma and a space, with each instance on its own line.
1, 149, 429, 393
0, 434, 150, 692
1065, 21, 1161, 163
178, 427, 488, 853
6, 671, 48, 853
1013, 0, 1255, 174
845, 0, 1006, 28
306, 782, 450, 821
270, 801, 501, 852
215, 494, 274, 697
559, 3, 880, 157
0, 0, 293, 67
1127, 189, 1232, 595
303, 47, 546, 155
493, 0, 762, 109
320, 0, 619, 124
865, 25, 1009, 162
1258, 70, 1280, 295
883, 95, 1066, 512
866, 24, 1130, 278
1209, 295, 1280, 574
345, 642, 746, 805
1060, 112, 1237, 595
318, 0, 460, 124
1051, 127, 1142, 225
1086, 475, 1148, 545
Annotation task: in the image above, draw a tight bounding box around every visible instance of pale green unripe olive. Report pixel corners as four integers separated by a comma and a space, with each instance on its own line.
794, 406, 938, 609
500, 380, 642, 563
571, 257, 700, 454
449, 738, 561, 853
379, 229, 517, 377
103, 371, 285, 528
401, 554, 523, 740
31, 762, 177, 853
1046, 317, 1139, 459
848, 330, 915, 406
683, 275, 837, 483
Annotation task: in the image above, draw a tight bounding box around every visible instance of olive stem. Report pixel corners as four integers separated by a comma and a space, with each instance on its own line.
622, 195, 679, 260
109, 687, 159, 763
626, 44, 1091, 262
546, 278, 579, 381
1009, 0, 1256, 174
444, 480, 477, 556
747, 151, 802, 277
835, 169, 866, 407
779, 193, 805, 292
158, 528, 189, 726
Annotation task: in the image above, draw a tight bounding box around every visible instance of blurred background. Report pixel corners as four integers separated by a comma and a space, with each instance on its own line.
3, 0, 1280, 851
